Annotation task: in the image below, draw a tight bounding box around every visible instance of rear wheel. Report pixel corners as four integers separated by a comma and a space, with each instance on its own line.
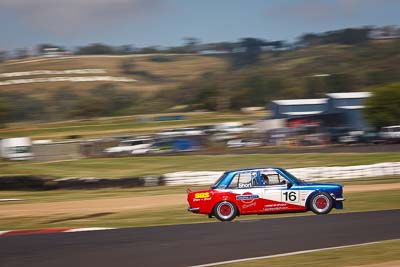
214, 201, 237, 221
310, 192, 333, 215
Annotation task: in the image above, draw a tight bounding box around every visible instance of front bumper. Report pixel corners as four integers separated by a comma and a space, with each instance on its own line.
329, 193, 345, 209
330, 193, 345, 201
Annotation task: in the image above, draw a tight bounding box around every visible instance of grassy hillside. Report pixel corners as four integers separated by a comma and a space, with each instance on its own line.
3, 40, 399, 101
174, 41, 400, 110
0, 40, 399, 123
0, 54, 228, 99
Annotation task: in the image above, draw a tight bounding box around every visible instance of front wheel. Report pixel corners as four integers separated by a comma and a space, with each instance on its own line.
214, 201, 237, 221
310, 192, 333, 215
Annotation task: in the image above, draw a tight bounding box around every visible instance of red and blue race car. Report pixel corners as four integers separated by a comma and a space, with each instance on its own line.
187, 167, 345, 221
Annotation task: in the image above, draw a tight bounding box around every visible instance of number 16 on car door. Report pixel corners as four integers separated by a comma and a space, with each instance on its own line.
281, 190, 300, 203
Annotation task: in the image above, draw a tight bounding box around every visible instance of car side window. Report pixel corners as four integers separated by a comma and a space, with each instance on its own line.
260, 170, 286, 186
267, 174, 281, 185
228, 171, 258, 188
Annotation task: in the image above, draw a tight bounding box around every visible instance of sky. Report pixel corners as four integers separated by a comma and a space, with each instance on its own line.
0, 0, 399, 51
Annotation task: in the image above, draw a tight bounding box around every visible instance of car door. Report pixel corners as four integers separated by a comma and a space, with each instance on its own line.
226, 170, 264, 214
260, 169, 305, 213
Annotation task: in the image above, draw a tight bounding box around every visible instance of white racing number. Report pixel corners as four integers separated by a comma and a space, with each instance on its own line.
282, 190, 299, 203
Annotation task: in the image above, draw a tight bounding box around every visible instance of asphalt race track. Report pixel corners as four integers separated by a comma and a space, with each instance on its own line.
1, 210, 399, 267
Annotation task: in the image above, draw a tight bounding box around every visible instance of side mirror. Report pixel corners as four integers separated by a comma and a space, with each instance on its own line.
287, 182, 293, 189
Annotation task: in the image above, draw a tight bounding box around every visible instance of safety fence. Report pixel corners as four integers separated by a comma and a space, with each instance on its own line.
163, 162, 400, 186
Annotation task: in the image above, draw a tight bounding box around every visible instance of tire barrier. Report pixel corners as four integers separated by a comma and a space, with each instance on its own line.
0, 176, 162, 190
0, 176, 52, 190
163, 162, 400, 186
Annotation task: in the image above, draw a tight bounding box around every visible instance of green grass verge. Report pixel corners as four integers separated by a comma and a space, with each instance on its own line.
217, 239, 400, 267
0, 189, 398, 230
1, 152, 399, 178
0, 185, 203, 204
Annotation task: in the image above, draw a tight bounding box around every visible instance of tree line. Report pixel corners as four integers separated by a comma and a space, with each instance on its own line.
1, 26, 398, 62
0, 84, 138, 125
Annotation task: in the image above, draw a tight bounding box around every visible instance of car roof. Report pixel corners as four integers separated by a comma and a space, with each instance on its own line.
225, 167, 281, 173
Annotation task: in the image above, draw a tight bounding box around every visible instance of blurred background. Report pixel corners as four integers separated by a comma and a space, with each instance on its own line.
0, 2, 399, 162
0, 1, 399, 266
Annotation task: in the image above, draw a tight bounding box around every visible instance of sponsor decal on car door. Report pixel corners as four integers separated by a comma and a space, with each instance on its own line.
228, 171, 264, 213
262, 185, 290, 212
235, 189, 264, 212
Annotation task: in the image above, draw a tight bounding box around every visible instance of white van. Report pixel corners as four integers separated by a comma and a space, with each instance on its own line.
0, 137, 34, 160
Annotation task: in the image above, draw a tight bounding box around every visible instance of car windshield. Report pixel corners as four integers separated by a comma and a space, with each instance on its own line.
9, 146, 32, 154
279, 168, 303, 185
211, 173, 228, 189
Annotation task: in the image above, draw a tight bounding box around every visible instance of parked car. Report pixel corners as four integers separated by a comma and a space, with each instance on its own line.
337, 130, 384, 145
328, 127, 351, 144
299, 133, 328, 146
187, 167, 344, 221
103, 138, 153, 155
226, 138, 261, 148
157, 128, 204, 137
149, 138, 200, 154
267, 128, 298, 145
358, 131, 385, 144
215, 122, 255, 134
0, 137, 33, 160
338, 131, 364, 144
380, 126, 400, 143
211, 133, 238, 142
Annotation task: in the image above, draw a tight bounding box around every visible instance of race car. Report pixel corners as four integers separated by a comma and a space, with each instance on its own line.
187, 167, 344, 221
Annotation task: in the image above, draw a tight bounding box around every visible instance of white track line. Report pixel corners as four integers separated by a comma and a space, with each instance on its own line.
64, 227, 115, 232
0, 227, 115, 236
189, 239, 399, 267
0, 198, 23, 202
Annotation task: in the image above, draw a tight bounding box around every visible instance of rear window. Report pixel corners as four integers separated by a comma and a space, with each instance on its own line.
228, 171, 258, 188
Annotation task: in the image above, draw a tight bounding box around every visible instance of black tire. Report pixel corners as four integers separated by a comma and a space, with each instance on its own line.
214, 201, 237, 221
309, 192, 334, 215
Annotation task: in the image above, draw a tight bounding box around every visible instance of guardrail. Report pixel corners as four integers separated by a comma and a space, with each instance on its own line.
163, 162, 400, 186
